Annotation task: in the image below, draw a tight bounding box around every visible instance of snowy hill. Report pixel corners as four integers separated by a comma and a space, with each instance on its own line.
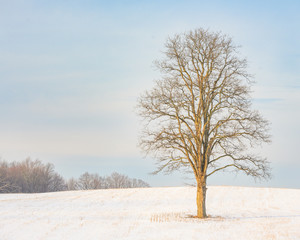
0, 186, 299, 240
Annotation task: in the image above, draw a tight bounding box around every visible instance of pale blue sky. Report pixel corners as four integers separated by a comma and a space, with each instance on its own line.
0, 0, 299, 187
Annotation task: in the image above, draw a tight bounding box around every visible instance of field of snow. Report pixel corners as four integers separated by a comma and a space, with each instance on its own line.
0, 186, 299, 240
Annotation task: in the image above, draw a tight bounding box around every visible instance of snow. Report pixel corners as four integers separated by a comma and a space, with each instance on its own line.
0, 186, 299, 239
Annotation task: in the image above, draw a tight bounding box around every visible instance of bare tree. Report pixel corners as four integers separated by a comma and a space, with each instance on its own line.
137, 28, 271, 218
107, 172, 131, 189
48, 173, 67, 192
0, 176, 18, 193
77, 172, 105, 190
131, 178, 150, 188
67, 178, 79, 191
0, 161, 10, 192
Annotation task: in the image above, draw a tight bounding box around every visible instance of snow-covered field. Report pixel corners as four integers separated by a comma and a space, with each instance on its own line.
0, 186, 299, 240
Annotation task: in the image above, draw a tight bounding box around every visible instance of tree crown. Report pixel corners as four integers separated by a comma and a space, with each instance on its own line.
138, 28, 271, 181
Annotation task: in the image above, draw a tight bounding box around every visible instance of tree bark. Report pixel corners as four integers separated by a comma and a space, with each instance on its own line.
196, 180, 207, 218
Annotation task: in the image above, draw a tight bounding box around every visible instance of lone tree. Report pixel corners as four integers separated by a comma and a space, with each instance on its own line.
137, 28, 271, 218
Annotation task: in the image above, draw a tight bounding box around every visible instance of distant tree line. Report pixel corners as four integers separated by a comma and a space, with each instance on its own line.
67, 172, 149, 190
0, 158, 150, 193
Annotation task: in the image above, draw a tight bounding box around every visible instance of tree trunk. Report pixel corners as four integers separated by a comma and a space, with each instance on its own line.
196, 181, 207, 218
